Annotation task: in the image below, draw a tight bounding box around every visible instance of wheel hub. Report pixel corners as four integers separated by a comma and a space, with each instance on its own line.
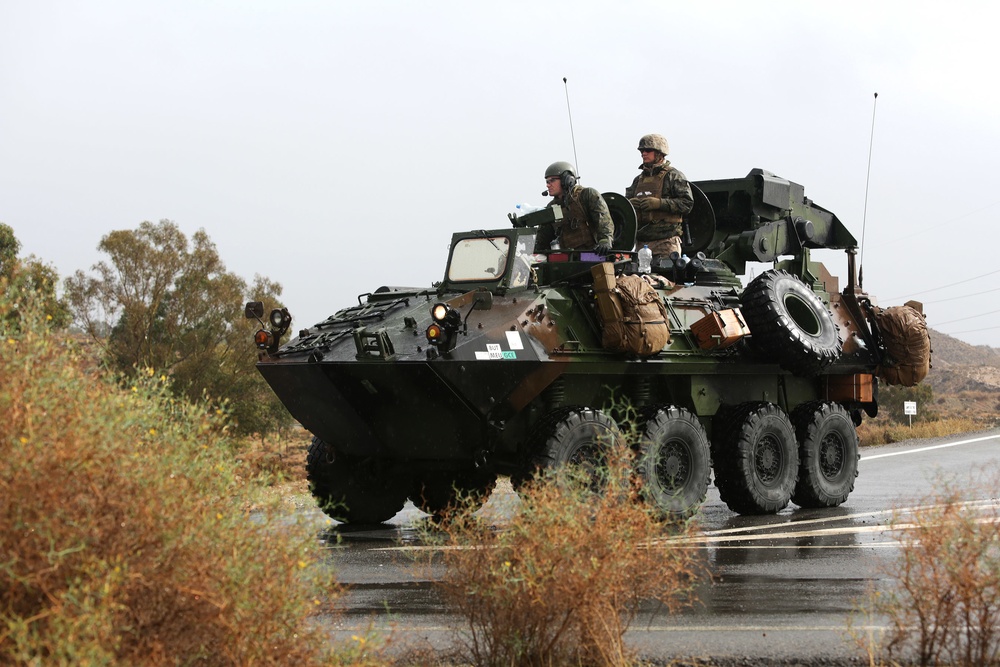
656, 440, 690, 491
819, 433, 844, 479
755, 435, 781, 483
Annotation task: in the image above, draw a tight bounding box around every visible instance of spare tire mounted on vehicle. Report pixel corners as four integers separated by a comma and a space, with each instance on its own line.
740, 269, 842, 376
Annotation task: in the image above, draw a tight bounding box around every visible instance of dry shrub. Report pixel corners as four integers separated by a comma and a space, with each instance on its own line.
858, 471, 1000, 666
236, 436, 307, 484
428, 448, 705, 667
0, 296, 346, 665
856, 417, 979, 446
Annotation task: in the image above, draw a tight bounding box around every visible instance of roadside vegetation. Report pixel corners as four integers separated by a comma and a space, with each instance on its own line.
853, 470, 1000, 666
0, 230, 372, 665
7, 219, 1000, 665
856, 382, 984, 446
61, 219, 294, 439
424, 445, 705, 667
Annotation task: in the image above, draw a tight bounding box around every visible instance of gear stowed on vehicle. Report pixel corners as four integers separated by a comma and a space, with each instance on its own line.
246, 168, 931, 523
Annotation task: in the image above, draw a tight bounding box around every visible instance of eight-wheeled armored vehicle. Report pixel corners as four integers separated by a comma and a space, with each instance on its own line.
247, 168, 931, 523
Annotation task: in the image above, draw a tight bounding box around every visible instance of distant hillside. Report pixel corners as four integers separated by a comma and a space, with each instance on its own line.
921, 329, 1000, 423
927, 329, 1000, 369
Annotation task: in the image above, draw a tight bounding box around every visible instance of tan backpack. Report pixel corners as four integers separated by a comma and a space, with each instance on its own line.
592, 264, 670, 356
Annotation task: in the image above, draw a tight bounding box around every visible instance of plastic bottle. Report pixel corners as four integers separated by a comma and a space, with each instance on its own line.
514, 203, 543, 216
638, 244, 652, 273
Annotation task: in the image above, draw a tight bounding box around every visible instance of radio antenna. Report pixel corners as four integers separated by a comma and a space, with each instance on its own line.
563, 77, 580, 177
859, 92, 878, 289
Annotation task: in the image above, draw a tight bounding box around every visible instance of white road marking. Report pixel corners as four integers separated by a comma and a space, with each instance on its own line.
861, 434, 1000, 460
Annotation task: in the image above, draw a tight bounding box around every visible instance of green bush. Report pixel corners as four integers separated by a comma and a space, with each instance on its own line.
877, 383, 936, 424
0, 293, 342, 665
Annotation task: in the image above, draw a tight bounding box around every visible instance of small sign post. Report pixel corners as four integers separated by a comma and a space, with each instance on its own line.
904, 401, 917, 427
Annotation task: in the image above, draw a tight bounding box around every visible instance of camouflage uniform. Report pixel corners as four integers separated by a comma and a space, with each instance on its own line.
627, 160, 693, 258
534, 184, 615, 253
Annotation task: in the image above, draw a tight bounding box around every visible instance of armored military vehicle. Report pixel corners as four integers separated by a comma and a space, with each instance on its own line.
246, 168, 930, 523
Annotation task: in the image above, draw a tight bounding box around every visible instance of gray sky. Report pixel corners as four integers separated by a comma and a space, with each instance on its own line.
3, 1, 999, 346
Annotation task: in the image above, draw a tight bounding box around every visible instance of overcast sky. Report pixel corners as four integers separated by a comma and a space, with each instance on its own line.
3, 1, 1000, 347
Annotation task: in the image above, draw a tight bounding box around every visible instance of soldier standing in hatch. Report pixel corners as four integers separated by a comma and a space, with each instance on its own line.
534, 161, 615, 255
626, 134, 694, 260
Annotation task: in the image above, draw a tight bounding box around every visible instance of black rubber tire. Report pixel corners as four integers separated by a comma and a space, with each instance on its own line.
530, 407, 624, 487
410, 468, 498, 517
711, 402, 799, 515
635, 405, 712, 519
306, 437, 408, 524
740, 269, 842, 376
791, 402, 859, 508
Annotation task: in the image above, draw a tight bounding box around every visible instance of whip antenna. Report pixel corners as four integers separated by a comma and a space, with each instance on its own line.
859, 92, 878, 288
563, 77, 580, 177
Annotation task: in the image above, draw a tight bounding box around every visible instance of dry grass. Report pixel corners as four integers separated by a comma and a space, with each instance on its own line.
0, 294, 374, 665
857, 417, 980, 447
424, 446, 706, 667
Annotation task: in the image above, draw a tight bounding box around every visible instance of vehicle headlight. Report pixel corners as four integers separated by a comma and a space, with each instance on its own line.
269, 308, 291, 329
431, 303, 450, 322
426, 302, 461, 351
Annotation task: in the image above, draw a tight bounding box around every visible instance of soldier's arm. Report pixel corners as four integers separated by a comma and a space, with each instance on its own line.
625, 175, 639, 200
583, 188, 615, 245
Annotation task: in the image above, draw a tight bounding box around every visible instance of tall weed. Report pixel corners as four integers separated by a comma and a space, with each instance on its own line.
427, 447, 705, 667
856, 471, 1000, 666
0, 293, 341, 664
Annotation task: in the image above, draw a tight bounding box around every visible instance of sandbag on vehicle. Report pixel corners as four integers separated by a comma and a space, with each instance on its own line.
591, 264, 670, 356
874, 304, 931, 387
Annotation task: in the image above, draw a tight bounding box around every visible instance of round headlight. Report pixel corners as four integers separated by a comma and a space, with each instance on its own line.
431, 303, 450, 322
269, 308, 290, 328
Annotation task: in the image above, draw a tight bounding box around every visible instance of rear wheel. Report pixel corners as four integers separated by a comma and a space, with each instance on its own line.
712, 403, 798, 515
791, 402, 859, 508
635, 406, 712, 518
306, 437, 408, 524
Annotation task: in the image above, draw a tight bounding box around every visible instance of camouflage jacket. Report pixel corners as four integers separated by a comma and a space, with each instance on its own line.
626, 160, 694, 241
534, 185, 614, 252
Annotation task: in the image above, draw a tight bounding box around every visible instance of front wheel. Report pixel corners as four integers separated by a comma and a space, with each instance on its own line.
306, 437, 408, 524
635, 405, 712, 519
712, 402, 799, 515
529, 407, 625, 489
410, 468, 498, 517
791, 402, 859, 508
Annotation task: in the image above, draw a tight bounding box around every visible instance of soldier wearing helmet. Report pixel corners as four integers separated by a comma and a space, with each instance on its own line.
534, 161, 615, 254
626, 134, 693, 259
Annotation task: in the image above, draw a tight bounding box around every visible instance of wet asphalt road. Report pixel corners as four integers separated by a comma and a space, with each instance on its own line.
313, 428, 1000, 664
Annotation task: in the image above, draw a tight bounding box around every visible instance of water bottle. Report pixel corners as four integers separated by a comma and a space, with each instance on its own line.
638, 245, 652, 273
514, 203, 543, 217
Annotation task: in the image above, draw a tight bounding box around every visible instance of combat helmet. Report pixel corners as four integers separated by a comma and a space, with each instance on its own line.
637, 134, 669, 155
544, 161, 577, 179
